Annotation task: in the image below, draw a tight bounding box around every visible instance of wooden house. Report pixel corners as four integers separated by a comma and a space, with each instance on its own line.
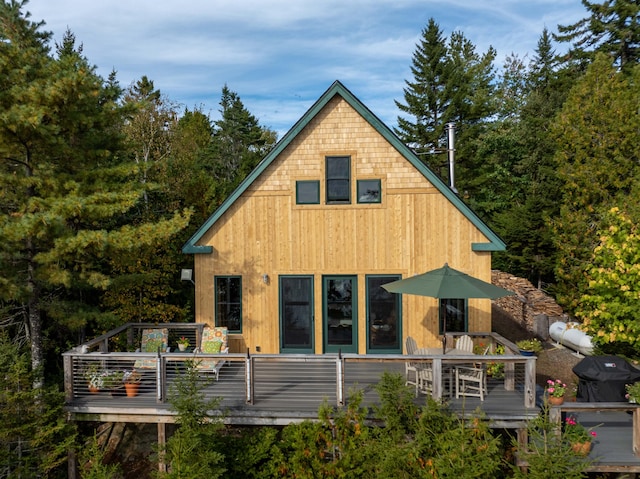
182, 81, 505, 355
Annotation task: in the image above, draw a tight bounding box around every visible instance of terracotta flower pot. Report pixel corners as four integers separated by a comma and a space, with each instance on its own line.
548, 395, 565, 405
571, 441, 592, 456
124, 383, 140, 397
88, 385, 99, 394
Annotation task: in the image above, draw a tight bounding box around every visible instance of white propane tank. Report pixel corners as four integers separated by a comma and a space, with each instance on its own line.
549, 321, 594, 356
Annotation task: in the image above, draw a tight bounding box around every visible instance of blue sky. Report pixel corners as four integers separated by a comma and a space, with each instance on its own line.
26, 0, 586, 137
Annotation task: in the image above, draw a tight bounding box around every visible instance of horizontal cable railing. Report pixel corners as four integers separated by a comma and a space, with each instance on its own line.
65, 351, 536, 410
63, 325, 536, 412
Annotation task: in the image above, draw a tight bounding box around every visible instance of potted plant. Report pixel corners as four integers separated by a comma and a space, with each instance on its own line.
102, 370, 125, 395
485, 344, 505, 379
84, 364, 104, 393
625, 382, 640, 403
177, 336, 190, 352
123, 370, 142, 397
516, 338, 543, 356
545, 378, 567, 405
563, 415, 599, 456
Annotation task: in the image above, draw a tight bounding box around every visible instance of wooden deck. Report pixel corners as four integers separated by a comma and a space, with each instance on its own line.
549, 403, 640, 473
62, 323, 640, 473
65, 352, 538, 427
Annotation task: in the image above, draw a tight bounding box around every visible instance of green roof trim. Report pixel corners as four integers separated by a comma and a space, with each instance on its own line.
182, 80, 506, 254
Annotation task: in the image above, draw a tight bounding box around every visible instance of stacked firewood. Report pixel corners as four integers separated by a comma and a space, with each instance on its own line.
491, 270, 566, 333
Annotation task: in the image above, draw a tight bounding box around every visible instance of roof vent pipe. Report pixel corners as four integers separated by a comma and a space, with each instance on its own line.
446, 122, 458, 193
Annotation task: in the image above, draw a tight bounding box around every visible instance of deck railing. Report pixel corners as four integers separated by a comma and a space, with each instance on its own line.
63, 324, 537, 410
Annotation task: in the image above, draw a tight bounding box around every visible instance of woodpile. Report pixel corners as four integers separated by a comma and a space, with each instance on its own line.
491, 270, 566, 336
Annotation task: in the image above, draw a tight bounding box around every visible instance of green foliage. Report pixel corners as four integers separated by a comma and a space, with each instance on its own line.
551, 54, 640, 310
555, 0, 640, 71
0, 331, 76, 478
78, 434, 122, 479
511, 404, 591, 478
574, 207, 640, 354
157, 360, 225, 478
270, 391, 373, 478
394, 18, 496, 196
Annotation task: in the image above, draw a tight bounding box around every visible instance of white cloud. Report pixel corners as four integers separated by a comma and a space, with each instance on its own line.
25, 0, 587, 134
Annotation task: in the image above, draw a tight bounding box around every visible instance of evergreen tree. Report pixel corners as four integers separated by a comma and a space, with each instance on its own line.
550, 53, 640, 309
490, 29, 572, 286
205, 85, 277, 209
0, 331, 76, 477
555, 0, 640, 71
395, 18, 496, 195
0, 2, 190, 378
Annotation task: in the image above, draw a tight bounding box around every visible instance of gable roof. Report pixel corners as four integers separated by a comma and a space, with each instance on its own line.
183, 80, 506, 254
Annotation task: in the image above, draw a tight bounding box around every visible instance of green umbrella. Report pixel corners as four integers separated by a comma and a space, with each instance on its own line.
382, 263, 515, 351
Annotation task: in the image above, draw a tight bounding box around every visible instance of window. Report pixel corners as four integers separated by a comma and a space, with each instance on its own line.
439, 298, 467, 334
357, 179, 381, 203
296, 180, 320, 204
215, 276, 242, 332
326, 156, 350, 203
367, 275, 401, 351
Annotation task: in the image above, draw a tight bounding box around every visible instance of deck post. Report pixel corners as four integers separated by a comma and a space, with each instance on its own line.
634, 408, 640, 456
246, 351, 254, 404
336, 352, 344, 406
157, 353, 164, 402
524, 358, 536, 408
432, 358, 442, 400
63, 354, 74, 401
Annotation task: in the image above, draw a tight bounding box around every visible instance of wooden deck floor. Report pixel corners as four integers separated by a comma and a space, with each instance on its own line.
66, 359, 537, 424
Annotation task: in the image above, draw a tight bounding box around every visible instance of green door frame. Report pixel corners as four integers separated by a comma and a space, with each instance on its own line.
279, 275, 314, 353
322, 275, 358, 353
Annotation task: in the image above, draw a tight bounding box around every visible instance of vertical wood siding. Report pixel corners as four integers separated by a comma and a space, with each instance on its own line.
194, 97, 493, 353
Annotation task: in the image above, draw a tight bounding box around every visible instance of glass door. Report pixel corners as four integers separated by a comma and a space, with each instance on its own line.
323, 276, 357, 353
280, 276, 314, 353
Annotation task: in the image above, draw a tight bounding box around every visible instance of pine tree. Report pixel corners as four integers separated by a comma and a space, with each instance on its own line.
395, 18, 496, 194
205, 85, 277, 209
0, 2, 190, 378
555, 0, 640, 71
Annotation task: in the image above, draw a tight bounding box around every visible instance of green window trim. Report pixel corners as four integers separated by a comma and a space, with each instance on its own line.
366, 274, 401, 353
296, 180, 320, 204
326, 156, 351, 204
357, 179, 381, 203
214, 276, 242, 333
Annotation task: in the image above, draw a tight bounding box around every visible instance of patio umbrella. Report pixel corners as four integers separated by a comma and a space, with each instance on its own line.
382, 263, 515, 352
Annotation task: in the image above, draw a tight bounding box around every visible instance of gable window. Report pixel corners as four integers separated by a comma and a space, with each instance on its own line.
296, 180, 320, 204
326, 156, 350, 203
215, 276, 242, 332
439, 298, 467, 334
357, 179, 381, 203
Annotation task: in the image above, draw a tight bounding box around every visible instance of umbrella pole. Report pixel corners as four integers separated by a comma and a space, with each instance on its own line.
442, 311, 446, 353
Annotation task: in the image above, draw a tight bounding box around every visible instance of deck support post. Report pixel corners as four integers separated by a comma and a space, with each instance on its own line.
336, 352, 344, 406
158, 423, 166, 473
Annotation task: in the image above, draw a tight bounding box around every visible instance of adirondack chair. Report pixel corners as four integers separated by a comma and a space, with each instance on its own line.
454, 335, 487, 400
456, 335, 474, 353
133, 328, 169, 370
405, 336, 420, 393
194, 326, 229, 380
